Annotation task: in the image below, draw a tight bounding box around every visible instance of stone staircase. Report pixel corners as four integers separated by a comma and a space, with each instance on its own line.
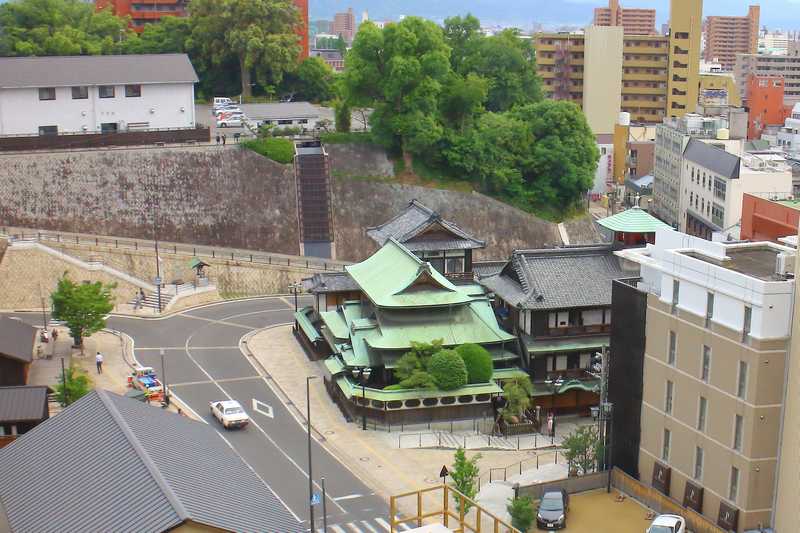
128, 282, 196, 311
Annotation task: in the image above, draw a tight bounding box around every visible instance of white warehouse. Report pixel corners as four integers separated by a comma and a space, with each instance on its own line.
0, 54, 198, 136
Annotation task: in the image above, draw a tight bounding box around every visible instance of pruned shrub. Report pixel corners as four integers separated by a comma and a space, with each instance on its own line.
428, 349, 468, 391
455, 344, 493, 384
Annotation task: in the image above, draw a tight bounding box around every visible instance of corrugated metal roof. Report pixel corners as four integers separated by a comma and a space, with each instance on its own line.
480, 246, 628, 310
596, 207, 671, 233
0, 317, 36, 363
0, 390, 302, 533
683, 138, 740, 179
366, 199, 486, 251
0, 387, 48, 423
0, 54, 198, 89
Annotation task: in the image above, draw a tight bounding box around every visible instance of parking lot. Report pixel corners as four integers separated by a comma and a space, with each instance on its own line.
554, 489, 652, 533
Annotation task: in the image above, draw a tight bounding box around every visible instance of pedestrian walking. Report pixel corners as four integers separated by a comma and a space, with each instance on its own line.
52, 329, 58, 341
95, 351, 104, 374
215, 134, 220, 145
222, 134, 227, 146
234, 132, 240, 143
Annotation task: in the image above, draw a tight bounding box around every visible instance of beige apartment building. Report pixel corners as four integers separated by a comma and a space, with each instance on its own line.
703, 6, 759, 72
668, 0, 702, 118
618, 230, 795, 532
593, 0, 657, 35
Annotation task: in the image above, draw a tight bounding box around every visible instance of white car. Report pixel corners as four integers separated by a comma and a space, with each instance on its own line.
210, 400, 250, 429
214, 107, 242, 116
646, 514, 686, 533
216, 117, 243, 128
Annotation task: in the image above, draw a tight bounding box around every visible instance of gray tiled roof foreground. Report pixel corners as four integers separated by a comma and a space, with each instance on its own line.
0, 390, 302, 533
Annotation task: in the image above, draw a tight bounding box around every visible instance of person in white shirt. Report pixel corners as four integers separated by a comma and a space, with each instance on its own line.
95, 352, 104, 374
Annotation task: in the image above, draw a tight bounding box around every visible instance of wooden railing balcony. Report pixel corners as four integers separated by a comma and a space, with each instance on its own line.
541, 324, 611, 338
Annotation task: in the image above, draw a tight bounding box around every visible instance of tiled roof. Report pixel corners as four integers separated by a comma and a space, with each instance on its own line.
684, 138, 740, 179
0, 386, 48, 423
596, 207, 672, 233
304, 272, 360, 293
0, 54, 198, 89
0, 390, 301, 533
479, 246, 628, 310
366, 200, 486, 251
0, 317, 36, 363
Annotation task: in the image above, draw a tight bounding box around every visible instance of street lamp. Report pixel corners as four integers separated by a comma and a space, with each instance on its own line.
289, 281, 303, 312
150, 180, 163, 313
592, 401, 614, 492
544, 377, 564, 444
160, 348, 169, 407
306, 376, 317, 530
352, 367, 372, 431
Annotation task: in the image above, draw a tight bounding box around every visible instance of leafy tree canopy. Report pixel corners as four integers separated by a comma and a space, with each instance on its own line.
282, 56, 336, 103
51, 274, 115, 348
455, 343, 493, 384
450, 447, 481, 514
428, 349, 468, 391
54, 363, 92, 406
562, 425, 602, 475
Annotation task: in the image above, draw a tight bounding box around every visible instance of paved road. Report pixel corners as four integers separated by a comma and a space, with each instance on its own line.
9, 297, 402, 533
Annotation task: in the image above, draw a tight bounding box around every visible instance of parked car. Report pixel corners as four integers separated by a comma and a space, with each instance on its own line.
210, 400, 250, 429
646, 514, 686, 533
216, 117, 243, 128
213, 96, 233, 108
536, 489, 569, 530
214, 107, 242, 117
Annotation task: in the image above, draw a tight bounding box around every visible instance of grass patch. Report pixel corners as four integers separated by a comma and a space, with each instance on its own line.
242, 137, 295, 164
320, 131, 375, 144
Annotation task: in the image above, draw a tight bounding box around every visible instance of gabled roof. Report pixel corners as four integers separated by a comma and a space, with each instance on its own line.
366, 199, 486, 251
0, 54, 199, 89
684, 138, 740, 179
346, 239, 473, 308
0, 390, 301, 533
479, 245, 628, 310
0, 317, 36, 363
596, 207, 672, 233
0, 386, 48, 423
304, 272, 360, 293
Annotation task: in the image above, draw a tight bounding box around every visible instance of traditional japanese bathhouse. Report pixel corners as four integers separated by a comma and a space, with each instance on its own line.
480, 245, 637, 411
366, 199, 485, 277
596, 206, 671, 246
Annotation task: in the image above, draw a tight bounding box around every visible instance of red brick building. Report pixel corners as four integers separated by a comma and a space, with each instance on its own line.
95, 0, 188, 32
747, 74, 792, 139
740, 193, 800, 242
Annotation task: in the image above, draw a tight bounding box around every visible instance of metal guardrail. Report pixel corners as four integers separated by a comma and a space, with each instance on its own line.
1, 228, 349, 273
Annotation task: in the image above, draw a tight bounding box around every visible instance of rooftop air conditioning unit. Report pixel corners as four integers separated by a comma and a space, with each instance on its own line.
776, 253, 796, 276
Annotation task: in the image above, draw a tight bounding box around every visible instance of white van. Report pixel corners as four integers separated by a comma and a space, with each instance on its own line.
213, 97, 233, 108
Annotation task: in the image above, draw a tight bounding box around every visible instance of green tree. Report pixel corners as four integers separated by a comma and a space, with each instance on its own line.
51, 275, 115, 348
189, 0, 301, 98
288, 56, 336, 102
399, 369, 436, 389
428, 349, 468, 391
502, 376, 533, 423
343, 18, 451, 165
121, 15, 190, 54
334, 98, 352, 132
450, 447, 481, 514
507, 496, 535, 532
562, 425, 601, 475
455, 344, 493, 384
54, 363, 92, 406
442, 14, 481, 75
512, 100, 599, 207
439, 73, 488, 132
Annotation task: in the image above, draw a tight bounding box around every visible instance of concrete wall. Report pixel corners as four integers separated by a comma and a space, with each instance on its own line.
583, 25, 624, 136
327, 142, 394, 178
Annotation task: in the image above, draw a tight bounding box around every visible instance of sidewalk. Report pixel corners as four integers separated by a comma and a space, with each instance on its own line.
247, 325, 560, 503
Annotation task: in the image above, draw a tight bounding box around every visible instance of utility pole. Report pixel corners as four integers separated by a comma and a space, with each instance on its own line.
306, 376, 317, 531
321, 477, 328, 532
153, 199, 162, 313
38, 283, 47, 330
160, 348, 169, 406
60, 357, 67, 406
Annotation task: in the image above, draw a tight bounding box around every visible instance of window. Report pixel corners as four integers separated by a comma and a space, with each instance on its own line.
10, 425, 17, 436
71, 86, 88, 99
37, 125, 58, 136
671, 280, 680, 310
298, 119, 309, 124
278, 119, 293, 125
100, 122, 118, 134
125, 84, 142, 97
668, 331, 677, 365
729, 466, 739, 502
694, 446, 704, 480
99, 85, 115, 98
665, 380, 674, 414
662, 428, 671, 461
734, 414, 743, 451
38, 87, 56, 100
743, 306, 752, 340
698, 396, 707, 431
737, 361, 748, 399
706, 292, 714, 324
701, 345, 711, 382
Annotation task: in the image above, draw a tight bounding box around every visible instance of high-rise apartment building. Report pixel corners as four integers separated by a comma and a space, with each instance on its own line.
95, 0, 187, 32
333, 8, 356, 43
535, 31, 669, 131
593, 0, 657, 35
703, 6, 759, 71
667, 0, 702, 118
736, 43, 800, 106
617, 230, 796, 532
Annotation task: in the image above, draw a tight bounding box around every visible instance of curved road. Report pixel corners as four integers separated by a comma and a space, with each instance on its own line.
13, 297, 397, 533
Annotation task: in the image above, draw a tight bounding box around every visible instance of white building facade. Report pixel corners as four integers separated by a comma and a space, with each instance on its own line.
776, 103, 800, 155
0, 54, 197, 136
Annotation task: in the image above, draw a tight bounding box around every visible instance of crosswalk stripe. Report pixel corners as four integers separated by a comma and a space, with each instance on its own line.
360, 520, 379, 533
345, 523, 362, 532
330, 525, 348, 533
374, 517, 391, 531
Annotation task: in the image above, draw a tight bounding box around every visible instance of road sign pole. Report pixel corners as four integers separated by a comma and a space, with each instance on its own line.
321, 477, 328, 533
307, 376, 316, 531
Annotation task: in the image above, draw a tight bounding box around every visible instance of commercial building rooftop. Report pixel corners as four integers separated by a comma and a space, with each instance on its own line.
680, 246, 789, 281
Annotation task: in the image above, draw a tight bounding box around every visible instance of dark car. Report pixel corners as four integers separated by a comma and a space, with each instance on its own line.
536, 489, 569, 530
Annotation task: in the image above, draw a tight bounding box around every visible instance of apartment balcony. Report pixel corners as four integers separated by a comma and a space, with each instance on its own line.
624, 59, 669, 68
624, 44, 668, 54
537, 56, 556, 66
623, 98, 667, 109
622, 85, 667, 95
624, 72, 668, 82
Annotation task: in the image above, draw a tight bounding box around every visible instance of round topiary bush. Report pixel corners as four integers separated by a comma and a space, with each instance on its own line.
428, 349, 468, 391
455, 344, 494, 384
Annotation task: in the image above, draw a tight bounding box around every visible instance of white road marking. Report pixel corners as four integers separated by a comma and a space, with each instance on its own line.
171, 376, 260, 387
374, 518, 391, 531
330, 525, 348, 533
137, 346, 240, 351
252, 398, 274, 418
345, 522, 363, 532
360, 521, 379, 532
332, 493, 363, 501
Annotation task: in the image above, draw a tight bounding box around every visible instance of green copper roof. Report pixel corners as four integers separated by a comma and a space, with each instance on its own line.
523, 334, 608, 354
294, 308, 322, 343
596, 206, 671, 233
345, 239, 473, 308
334, 376, 502, 401
491, 368, 529, 380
